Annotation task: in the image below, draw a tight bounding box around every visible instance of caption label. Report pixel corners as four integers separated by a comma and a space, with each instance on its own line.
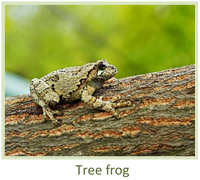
76, 164, 129, 177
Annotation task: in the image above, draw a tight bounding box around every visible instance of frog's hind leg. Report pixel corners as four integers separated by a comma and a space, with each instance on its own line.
30, 78, 60, 124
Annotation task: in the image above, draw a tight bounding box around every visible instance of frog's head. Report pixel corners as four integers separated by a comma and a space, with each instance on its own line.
95, 59, 118, 81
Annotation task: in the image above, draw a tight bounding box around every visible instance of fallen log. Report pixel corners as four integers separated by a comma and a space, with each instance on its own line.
5, 65, 195, 156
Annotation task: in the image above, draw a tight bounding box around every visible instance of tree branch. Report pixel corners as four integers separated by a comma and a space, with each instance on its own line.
5, 65, 195, 156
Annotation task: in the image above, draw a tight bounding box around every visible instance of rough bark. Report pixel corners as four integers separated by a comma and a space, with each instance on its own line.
5, 65, 195, 156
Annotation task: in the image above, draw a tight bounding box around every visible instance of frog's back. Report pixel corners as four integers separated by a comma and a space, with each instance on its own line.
41, 63, 95, 101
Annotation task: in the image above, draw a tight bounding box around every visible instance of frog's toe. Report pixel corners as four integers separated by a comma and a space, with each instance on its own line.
53, 110, 63, 116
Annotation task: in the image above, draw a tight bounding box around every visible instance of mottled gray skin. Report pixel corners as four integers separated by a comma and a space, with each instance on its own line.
30, 59, 131, 124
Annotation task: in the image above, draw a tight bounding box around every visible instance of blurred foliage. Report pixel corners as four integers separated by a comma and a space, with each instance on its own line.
5, 71, 30, 96
5, 5, 195, 80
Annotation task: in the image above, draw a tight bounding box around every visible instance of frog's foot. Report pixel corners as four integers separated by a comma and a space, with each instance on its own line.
42, 106, 62, 125
111, 96, 131, 107
110, 96, 132, 119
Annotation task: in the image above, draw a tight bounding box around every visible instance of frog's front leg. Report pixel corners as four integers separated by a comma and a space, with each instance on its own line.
30, 78, 60, 124
81, 85, 131, 119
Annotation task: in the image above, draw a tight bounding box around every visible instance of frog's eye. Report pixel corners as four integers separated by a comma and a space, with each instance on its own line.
97, 62, 106, 70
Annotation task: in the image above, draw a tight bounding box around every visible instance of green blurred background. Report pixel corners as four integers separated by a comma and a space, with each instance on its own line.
5, 5, 195, 96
